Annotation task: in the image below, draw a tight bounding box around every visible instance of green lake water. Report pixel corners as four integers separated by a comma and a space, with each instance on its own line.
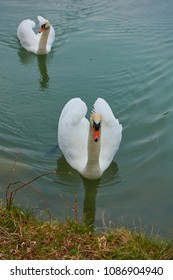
0, 0, 173, 239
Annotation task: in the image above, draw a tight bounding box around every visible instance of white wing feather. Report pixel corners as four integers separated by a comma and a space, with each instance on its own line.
47, 25, 55, 53
17, 19, 40, 53
94, 98, 122, 172
58, 98, 89, 172
37, 16, 47, 26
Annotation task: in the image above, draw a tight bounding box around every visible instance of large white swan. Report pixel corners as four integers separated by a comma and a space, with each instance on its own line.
58, 98, 122, 179
17, 16, 55, 54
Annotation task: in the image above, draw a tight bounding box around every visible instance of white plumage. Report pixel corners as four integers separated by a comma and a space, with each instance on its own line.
17, 16, 55, 54
58, 98, 122, 179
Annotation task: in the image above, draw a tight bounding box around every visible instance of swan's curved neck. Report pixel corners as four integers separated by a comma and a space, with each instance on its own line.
83, 123, 102, 179
37, 28, 50, 54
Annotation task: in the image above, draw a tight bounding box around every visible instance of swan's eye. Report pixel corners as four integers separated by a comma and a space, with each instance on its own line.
41, 24, 46, 28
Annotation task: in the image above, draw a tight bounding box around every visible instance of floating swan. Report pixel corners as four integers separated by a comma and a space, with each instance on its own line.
58, 98, 122, 179
17, 16, 55, 54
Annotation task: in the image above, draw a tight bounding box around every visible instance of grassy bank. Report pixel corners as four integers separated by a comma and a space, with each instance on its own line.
0, 202, 173, 260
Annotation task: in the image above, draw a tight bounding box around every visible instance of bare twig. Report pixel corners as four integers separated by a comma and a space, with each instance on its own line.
59, 193, 78, 222
5, 169, 69, 210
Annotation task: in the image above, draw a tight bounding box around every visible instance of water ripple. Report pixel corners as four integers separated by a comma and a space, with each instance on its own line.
1, 0, 173, 238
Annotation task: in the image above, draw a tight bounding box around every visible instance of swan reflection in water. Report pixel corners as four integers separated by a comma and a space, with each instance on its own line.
37, 55, 49, 89
56, 155, 119, 230
17, 49, 50, 89
82, 161, 119, 230
17, 15, 55, 89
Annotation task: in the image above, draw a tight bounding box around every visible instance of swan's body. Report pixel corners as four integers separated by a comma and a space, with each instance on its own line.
17, 16, 55, 54
58, 98, 122, 179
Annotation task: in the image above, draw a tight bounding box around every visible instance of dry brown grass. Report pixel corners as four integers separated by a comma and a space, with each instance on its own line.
0, 203, 173, 260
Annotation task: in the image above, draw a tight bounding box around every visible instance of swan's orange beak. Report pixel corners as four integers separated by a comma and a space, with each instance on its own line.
93, 129, 100, 142
93, 121, 101, 142
39, 25, 45, 33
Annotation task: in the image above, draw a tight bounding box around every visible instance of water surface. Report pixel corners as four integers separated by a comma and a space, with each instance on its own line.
0, 0, 173, 239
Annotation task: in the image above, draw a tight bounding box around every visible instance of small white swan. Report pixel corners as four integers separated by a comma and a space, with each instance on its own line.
17, 16, 55, 54
58, 98, 122, 179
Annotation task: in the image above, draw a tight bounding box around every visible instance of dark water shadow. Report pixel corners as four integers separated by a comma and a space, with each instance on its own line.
17, 48, 50, 90
81, 177, 99, 231
56, 155, 119, 231
81, 161, 119, 230
37, 55, 49, 89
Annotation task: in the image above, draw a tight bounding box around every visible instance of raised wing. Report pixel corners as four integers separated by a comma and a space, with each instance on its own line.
94, 98, 122, 171
58, 98, 89, 172
17, 19, 40, 53
37, 16, 47, 26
